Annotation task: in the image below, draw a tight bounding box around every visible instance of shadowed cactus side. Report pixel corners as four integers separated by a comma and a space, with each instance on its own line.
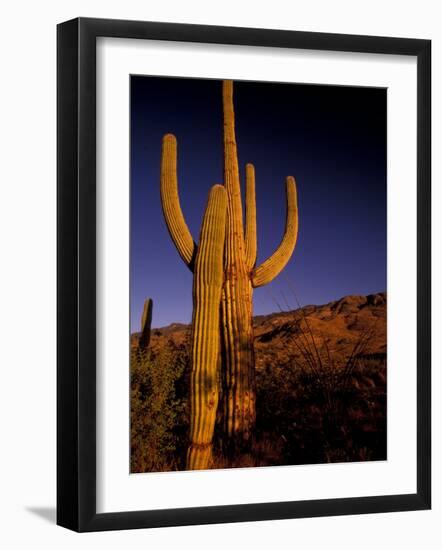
160, 80, 298, 465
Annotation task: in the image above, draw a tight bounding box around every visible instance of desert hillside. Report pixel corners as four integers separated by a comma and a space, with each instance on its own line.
132, 292, 386, 367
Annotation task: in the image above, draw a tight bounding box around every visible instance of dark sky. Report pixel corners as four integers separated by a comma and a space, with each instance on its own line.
130, 76, 386, 330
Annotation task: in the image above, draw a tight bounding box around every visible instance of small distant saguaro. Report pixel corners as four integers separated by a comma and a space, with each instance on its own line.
139, 298, 153, 352
160, 80, 299, 469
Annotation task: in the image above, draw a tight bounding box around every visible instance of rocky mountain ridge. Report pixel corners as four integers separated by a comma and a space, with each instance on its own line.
132, 292, 387, 369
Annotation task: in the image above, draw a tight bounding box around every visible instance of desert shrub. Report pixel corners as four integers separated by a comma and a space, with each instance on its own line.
254, 355, 386, 466
130, 341, 190, 473
254, 360, 301, 465
254, 314, 387, 467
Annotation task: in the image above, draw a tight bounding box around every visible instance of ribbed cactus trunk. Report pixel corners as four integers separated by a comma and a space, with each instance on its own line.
221, 81, 256, 448
187, 185, 227, 470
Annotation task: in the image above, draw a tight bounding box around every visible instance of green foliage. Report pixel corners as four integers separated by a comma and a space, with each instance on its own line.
130, 341, 190, 472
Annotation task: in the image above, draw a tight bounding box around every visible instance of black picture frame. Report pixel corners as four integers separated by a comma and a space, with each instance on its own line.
57, 17, 431, 532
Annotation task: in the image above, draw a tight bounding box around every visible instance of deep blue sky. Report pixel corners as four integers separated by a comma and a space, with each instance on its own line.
130, 76, 386, 331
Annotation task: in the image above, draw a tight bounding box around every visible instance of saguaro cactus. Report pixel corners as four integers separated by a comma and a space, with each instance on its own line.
160, 80, 298, 465
139, 298, 153, 352
220, 81, 298, 448
220, 82, 256, 447
187, 185, 227, 469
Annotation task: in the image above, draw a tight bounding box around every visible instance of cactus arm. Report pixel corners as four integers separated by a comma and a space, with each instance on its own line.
160, 133, 197, 269
244, 163, 257, 269
139, 298, 153, 351
187, 185, 227, 470
251, 176, 298, 288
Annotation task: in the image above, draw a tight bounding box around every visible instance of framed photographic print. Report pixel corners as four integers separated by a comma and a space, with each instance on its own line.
57, 17, 431, 532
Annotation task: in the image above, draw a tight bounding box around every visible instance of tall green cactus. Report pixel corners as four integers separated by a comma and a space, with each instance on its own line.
160, 80, 298, 467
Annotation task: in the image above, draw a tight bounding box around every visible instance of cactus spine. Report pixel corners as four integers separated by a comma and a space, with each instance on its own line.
160, 81, 298, 466
139, 298, 153, 351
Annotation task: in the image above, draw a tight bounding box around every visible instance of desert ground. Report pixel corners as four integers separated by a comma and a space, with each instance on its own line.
131, 292, 387, 472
